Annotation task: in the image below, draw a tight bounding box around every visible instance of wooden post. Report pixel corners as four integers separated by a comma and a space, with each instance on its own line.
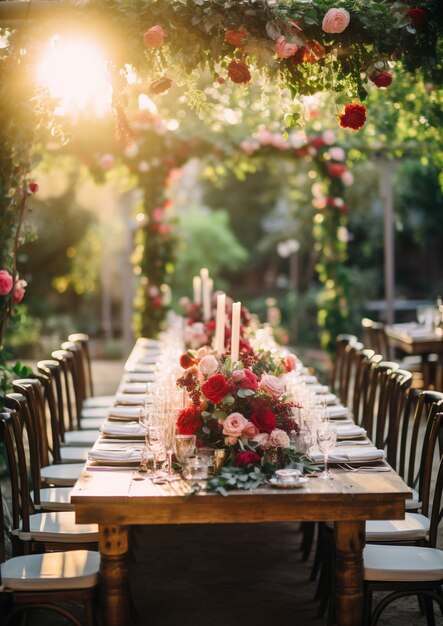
98, 524, 130, 626
334, 520, 366, 626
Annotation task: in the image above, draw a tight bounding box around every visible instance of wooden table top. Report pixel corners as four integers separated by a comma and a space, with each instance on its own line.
385, 323, 443, 355
71, 466, 411, 526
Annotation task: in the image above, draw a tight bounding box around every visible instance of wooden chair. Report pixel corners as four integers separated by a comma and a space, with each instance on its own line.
0, 416, 99, 626
331, 334, 358, 405
362, 318, 390, 358
0, 411, 98, 556
364, 439, 443, 625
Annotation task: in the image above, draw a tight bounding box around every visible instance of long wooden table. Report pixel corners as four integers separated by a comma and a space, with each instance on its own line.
71, 462, 410, 626
385, 323, 443, 389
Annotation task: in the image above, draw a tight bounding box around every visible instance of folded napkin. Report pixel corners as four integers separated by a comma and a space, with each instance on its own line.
335, 425, 366, 439
119, 382, 148, 394
108, 406, 143, 420
309, 446, 384, 464
326, 405, 349, 419
100, 421, 145, 437
115, 393, 146, 406
125, 363, 156, 374
310, 384, 329, 394
299, 375, 318, 384
136, 338, 160, 349
137, 355, 158, 365
124, 373, 154, 383
88, 449, 142, 464
324, 393, 338, 405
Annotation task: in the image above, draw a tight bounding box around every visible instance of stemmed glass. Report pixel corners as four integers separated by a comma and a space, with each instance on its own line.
317, 425, 337, 480
174, 434, 196, 465
139, 407, 164, 479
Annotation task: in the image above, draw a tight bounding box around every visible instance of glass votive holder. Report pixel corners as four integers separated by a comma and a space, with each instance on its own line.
183, 456, 209, 481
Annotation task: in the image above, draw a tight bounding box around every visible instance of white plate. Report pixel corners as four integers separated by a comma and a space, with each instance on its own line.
267, 476, 309, 489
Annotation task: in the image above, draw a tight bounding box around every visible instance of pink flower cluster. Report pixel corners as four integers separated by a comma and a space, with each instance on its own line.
0, 270, 26, 303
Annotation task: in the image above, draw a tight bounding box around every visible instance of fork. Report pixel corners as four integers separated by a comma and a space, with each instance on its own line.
337, 463, 391, 472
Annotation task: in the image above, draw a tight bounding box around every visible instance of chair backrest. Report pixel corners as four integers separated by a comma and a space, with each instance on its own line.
352, 349, 381, 426
383, 368, 413, 466
331, 334, 358, 404
37, 359, 69, 444
361, 317, 390, 359
51, 349, 78, 431
361, 360, 399, 443
68, 332, 94, 397
429, 430, 443, 547
61, 341, 88, 417
0, 410, 34, 555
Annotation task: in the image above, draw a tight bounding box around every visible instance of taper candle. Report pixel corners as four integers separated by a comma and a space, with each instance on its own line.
230, 301, 241, 362
215, 293, 226, 353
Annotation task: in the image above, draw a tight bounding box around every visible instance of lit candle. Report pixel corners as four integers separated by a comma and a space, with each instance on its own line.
201, 268, 211, 321
193, 276, 201, 305
215, 293, 226, 354
230, 301, 241, 363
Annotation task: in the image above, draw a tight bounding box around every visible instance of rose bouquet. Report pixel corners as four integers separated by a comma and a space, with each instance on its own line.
176, 347, 300, 468
180, 295, 252, 352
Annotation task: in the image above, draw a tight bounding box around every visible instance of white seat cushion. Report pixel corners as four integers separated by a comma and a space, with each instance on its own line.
405, 487, 421, 511
1, 550, 99, 591
20, 511, 98, 543
81, 407, 110, 420
32, 487, 74, 512
83, 395, 115, 409
60, 447, 91, 463
41, 463, 84, 487
364, 544, 443, 582
365, 513, 430, 542
63, 430, 97, 446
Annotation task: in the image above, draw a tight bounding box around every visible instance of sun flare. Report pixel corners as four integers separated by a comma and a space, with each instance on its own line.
36, 36, 112, 116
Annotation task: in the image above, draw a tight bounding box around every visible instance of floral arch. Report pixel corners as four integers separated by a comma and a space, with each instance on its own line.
0, 0, 441, 378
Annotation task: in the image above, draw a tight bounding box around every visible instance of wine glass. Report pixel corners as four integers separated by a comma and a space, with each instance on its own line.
160, 411, 181, 481
317, 425, 337, 480
174, 434, 196, 465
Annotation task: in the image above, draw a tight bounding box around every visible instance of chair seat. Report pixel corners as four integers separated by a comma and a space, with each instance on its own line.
365, 513, 429, 542
81, 407, 110, 420
83, 395, 115, 409
41, 463, 85, 487
364, 543, 443, 582
78, 417, 106, 430
32, 487, 74, 511
60, 447, 91, 463
1, 550, 100, 591
63, 430, 98, 446
404, 487, 421, 511
19, 511, 98, 543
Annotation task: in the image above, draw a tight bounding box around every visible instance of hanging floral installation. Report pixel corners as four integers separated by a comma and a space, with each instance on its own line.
0, 0, 441, 382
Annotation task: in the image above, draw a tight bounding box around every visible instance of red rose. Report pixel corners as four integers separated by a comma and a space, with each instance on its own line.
27, 182, 39, 194
143, 25, 165, 48
225, 28, 248, 47
250, 405, 277, 434
234, 451, 261, 466
327, 163, 347, 177
227, 60, 251, 84
180, 354, 195, 369
177, 407, 201, 435
406, 7, 428, 29
201, 373, 230, 403
148, 77, 173, 95
338, 104, 366, 130
205, 320, 216, 334
239, 339, 254, 354
241, 369, 259, 391
371, 71, 393, 88
310, 136, 325, 149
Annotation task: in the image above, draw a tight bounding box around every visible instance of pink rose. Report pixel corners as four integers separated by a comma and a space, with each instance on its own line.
253, 432, 271, 450
0, 270, 13, 296
223, 412, 249, 437
225, 435, 238, 446
275, 35, 298, 59
284, 354, 298, 373
196, 346, 211, 360
12, 279, 27, 304
241, 420, 259, 440
268, 428, 290, 449
329, 147, 345, 161
198, 355, 219, 377
143, 25, 165, 48
232, 368, 259, 391
322, 8, 350, 34
341, 171, 354, 186
231, 369, 246, 383
260, 373, 285, 399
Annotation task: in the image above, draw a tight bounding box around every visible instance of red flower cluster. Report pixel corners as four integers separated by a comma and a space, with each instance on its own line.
338, 104, 366, 130
371, 71, 393, 88
225, 28, 249, 47
327, 163, 347, 177
406, 7, 428, 29
201, 374, 230, 403
227, 60, 251, 84
177, 406, 202, 435
234, 451, 261, 466
249, 405, 277, 434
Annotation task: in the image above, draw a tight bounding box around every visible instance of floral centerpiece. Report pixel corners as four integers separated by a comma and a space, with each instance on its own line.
176, 346, 300, 469
180, 295, 252, 352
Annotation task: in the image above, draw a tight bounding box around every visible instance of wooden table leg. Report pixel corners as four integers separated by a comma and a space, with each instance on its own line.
99, 524, 129, 626
334, 520, 366, 626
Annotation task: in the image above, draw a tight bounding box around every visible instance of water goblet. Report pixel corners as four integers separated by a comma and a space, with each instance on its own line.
317, 426, 337, 480
174, 434, 196, 465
